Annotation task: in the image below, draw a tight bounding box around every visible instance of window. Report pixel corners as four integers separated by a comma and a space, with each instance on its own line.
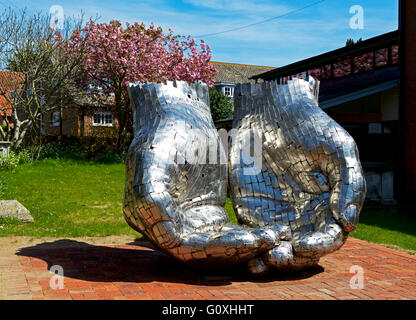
93, 112, 113, 127
368, 123, 382, 134
51, 111, 60, 127
39, 114, 45, 135
87, 78, 112, 95
368, 123, 393, 135
223, 86, 234, 98
88, 82, 104, 94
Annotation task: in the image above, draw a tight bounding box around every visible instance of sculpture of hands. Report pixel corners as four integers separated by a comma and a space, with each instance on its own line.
123, 81, 287, 266
123, 78, 366, 274
229, 77, 366, 273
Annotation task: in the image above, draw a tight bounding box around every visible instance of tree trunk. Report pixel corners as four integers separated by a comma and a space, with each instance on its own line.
115, 89, 131, 155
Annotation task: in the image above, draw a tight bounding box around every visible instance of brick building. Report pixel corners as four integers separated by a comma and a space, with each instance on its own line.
0, 71, 25, 127
41, 91, 119, 139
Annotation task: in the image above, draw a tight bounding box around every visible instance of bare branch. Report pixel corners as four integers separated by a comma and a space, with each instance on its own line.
0, 8, 88, 148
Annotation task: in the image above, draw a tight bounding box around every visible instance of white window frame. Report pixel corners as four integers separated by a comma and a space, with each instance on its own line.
51, 111, 60, 127
223, 86, 234, 98
93, 112, 114, 127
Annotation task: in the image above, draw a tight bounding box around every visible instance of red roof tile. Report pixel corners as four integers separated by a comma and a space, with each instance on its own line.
0, 71, 25, 117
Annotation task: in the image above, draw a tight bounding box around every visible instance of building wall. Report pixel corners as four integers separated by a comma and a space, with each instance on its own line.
401, 0, 416, 196
43, 106, 118, 139
381, 87, 399, 121
43, 107, 81, 137
326, 88, 399, 204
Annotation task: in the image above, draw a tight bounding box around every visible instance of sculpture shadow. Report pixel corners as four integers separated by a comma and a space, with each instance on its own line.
16, 239, 324, 286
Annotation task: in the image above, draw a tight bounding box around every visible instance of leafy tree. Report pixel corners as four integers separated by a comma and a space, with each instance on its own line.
66, 19, 218, 153
0, 9, 86, 151
209, 88, 233, 123
346, 38, 363, 46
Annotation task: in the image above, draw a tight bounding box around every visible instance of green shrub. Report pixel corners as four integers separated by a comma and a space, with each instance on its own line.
209, 88, 234, 123
40, 142, 87, 161
0, 150, 32, 171
38, 140, 124, 163
78, 136, 119, 161
96, 149, 124, 163
0, 139, 125, 169
0, 152, 19, 170
17, 148, 31, 164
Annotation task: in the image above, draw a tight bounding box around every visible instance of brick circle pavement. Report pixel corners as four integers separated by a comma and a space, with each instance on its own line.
1, 238, 416, 300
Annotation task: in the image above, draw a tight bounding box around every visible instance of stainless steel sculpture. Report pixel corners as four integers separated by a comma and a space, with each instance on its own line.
124, 78, 366, 274
229, 77, 366, 273
124, 81, 286, 267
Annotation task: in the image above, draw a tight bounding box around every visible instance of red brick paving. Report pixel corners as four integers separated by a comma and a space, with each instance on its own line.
1, 238, 416, 300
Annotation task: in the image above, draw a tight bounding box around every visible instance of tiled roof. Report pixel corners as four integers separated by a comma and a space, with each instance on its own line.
210, 61, 275, 84
70, 83, 115, 108
0, 71, 25, 117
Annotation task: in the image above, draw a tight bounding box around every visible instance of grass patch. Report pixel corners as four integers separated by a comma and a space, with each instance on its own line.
225, 197, 238, 224
350, 208, 416, 253
0, 159, 136, 237
0, 217, 23, 227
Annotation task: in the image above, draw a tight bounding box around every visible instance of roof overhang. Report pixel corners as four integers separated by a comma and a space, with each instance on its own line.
251, 30, 399, 81
320, 79, 399, 109
214, 82, 236, 86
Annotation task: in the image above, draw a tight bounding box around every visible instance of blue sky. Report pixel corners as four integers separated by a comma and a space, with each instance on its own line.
1, 0, 399, 67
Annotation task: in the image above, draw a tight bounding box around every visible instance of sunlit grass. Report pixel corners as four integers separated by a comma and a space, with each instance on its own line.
0, 159, 136, 237
350, 208, 416, 253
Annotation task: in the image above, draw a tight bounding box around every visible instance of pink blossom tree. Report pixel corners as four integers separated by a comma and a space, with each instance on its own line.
66, 19, 218, 151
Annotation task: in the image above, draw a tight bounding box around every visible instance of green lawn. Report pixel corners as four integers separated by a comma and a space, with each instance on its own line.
1, 159, 416, 254
351, 209, 416, 254
0, 159, 136, 237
